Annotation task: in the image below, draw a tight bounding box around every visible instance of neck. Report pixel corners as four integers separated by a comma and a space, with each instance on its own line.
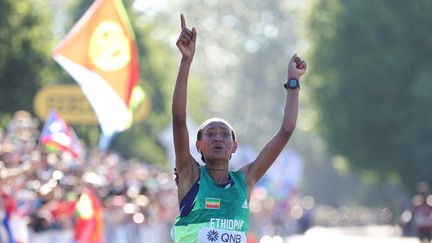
206, 167, 228, 171
205, 166, 229, 185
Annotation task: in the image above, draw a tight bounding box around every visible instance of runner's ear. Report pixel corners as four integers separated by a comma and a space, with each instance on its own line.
231, 141, 238, 153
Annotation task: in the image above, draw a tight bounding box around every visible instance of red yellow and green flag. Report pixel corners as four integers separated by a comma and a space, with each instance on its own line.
205, 198, 221, 209
52, 0, 141, 151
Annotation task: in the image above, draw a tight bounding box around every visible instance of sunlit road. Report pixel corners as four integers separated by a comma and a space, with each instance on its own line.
261, 225, 421, 243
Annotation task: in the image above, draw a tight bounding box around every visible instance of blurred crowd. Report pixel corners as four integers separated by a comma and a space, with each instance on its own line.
0, 110, 177, 243
1, 110, 316, 243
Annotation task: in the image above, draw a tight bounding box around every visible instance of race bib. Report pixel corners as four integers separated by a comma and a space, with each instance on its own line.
198, 227, 246, 243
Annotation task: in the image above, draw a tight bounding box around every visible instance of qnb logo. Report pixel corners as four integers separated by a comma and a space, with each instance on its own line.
221, 233, 242, 243
207, 230, 219, 242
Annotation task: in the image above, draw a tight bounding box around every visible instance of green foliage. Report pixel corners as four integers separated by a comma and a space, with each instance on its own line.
307, 0, 432, 191
112, 22, 177, 164
0, 0, 58, 117
65, 0, 93, 29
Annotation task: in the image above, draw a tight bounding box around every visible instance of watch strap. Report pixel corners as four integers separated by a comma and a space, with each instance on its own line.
284, 78, 300, 90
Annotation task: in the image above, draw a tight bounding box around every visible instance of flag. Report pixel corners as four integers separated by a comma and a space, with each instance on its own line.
1, 192, 29, 243
52, 0, 140, 151
1, 192, 16, 243
40, 110, 82, 158
74, 187, 104, 243
205, 198, 221, 209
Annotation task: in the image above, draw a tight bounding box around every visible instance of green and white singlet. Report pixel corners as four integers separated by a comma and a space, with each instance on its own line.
173, 166, 250, 243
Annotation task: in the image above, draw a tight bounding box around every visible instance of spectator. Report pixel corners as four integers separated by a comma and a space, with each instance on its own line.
410, 182, 432, 243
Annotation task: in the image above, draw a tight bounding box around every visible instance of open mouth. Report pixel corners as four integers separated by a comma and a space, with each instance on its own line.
212, 145, 224, 150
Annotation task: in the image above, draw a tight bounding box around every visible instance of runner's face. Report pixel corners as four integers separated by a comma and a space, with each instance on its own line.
197, 122, 237, 162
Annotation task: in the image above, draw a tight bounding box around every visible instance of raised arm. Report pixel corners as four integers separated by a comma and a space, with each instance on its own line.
172, 14, 199, 201
241, 54, 307, 190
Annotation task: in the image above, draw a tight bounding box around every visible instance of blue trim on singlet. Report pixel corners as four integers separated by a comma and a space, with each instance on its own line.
179, 179, 199, 217
179, 174, 235, 217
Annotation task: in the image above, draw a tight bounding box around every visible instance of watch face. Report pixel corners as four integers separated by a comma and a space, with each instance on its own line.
288, 78, 299, 88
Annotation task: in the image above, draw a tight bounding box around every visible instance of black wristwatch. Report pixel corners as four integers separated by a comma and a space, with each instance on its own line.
284, 78, 300, 90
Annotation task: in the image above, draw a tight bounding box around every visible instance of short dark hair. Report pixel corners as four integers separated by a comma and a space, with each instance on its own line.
196, 118, 236, 142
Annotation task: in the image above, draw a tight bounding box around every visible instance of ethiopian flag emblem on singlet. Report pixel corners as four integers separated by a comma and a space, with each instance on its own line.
205, 198, 221, 209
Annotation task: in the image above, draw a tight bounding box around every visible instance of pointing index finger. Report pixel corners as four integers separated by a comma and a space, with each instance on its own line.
180, 14, 186, 30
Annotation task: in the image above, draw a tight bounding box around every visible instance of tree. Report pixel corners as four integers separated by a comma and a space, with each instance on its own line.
307, 0, 432, 192
0, 0, 58, 125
